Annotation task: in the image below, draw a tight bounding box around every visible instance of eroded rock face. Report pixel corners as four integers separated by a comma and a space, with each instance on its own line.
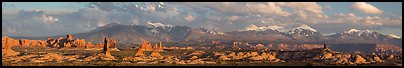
135, 49, 145, 57
2, 36, 20, 57
103, 37, 112, 57
139, 40, 153, 51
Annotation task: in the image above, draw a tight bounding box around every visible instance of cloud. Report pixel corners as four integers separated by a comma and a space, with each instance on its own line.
186, 2, 291, 16
352, 2, 383, 14
276, 2, 323, 14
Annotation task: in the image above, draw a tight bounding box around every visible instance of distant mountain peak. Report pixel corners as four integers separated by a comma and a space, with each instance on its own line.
91, 22, 121, 32
294, 24, 317, 32
341, 29, 374, 36
288, 24, 318, 36
239, 24, 283, 32
146, 22, 173, 28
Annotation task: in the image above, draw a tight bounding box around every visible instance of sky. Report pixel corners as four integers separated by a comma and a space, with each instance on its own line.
2, 2, 402, 37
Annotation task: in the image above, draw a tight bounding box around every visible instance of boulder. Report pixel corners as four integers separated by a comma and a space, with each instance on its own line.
139, 40, 153, 51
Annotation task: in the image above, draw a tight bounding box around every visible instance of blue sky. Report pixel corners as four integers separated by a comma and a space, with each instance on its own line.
2, 2, 402, 37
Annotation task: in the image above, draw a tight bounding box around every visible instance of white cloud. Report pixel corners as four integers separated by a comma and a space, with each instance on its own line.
276, 2, 323, 14
193, 2, 292, 16
352, 2, 383, 14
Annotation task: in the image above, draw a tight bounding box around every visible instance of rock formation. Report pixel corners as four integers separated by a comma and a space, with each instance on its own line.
110, 39, 117, 48
135, 48, 145, 57
354, 55, 370, 65
73, 39, 86, 48
103, 37, 112, 57
86, 42, 93, 48
320, 52, 334, 60
20, 39, 29, 47
139, 40, 153, 51
334, 53, 354, 65
46, 37, 58, 48
371, 53, 384, 63
2, 36, 20, 57
83, 37, 116, 61
150, 51, 162, 57
153, 42, 164, 52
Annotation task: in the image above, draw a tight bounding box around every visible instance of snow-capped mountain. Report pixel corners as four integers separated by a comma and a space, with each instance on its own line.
330, 29, 385, 39
287, 24, 318, 36
327, 29, 401, 45
34, 23, 400, 47
207, 28, 225, 35
238, 25, 284, 32
285, 24, 327, 42
146, 22, 173, 30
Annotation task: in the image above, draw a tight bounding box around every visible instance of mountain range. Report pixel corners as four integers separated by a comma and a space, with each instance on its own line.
11, 22, 402, 47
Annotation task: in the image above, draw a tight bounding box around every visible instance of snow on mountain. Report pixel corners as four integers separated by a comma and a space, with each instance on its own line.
387, 34, 401, 39
207, 28, 224, 35
146, 22, 173, 27
287, 24, 318, 36
341, 29, 374, 36
146, 22, 174, 30
239, 24, 284, 31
